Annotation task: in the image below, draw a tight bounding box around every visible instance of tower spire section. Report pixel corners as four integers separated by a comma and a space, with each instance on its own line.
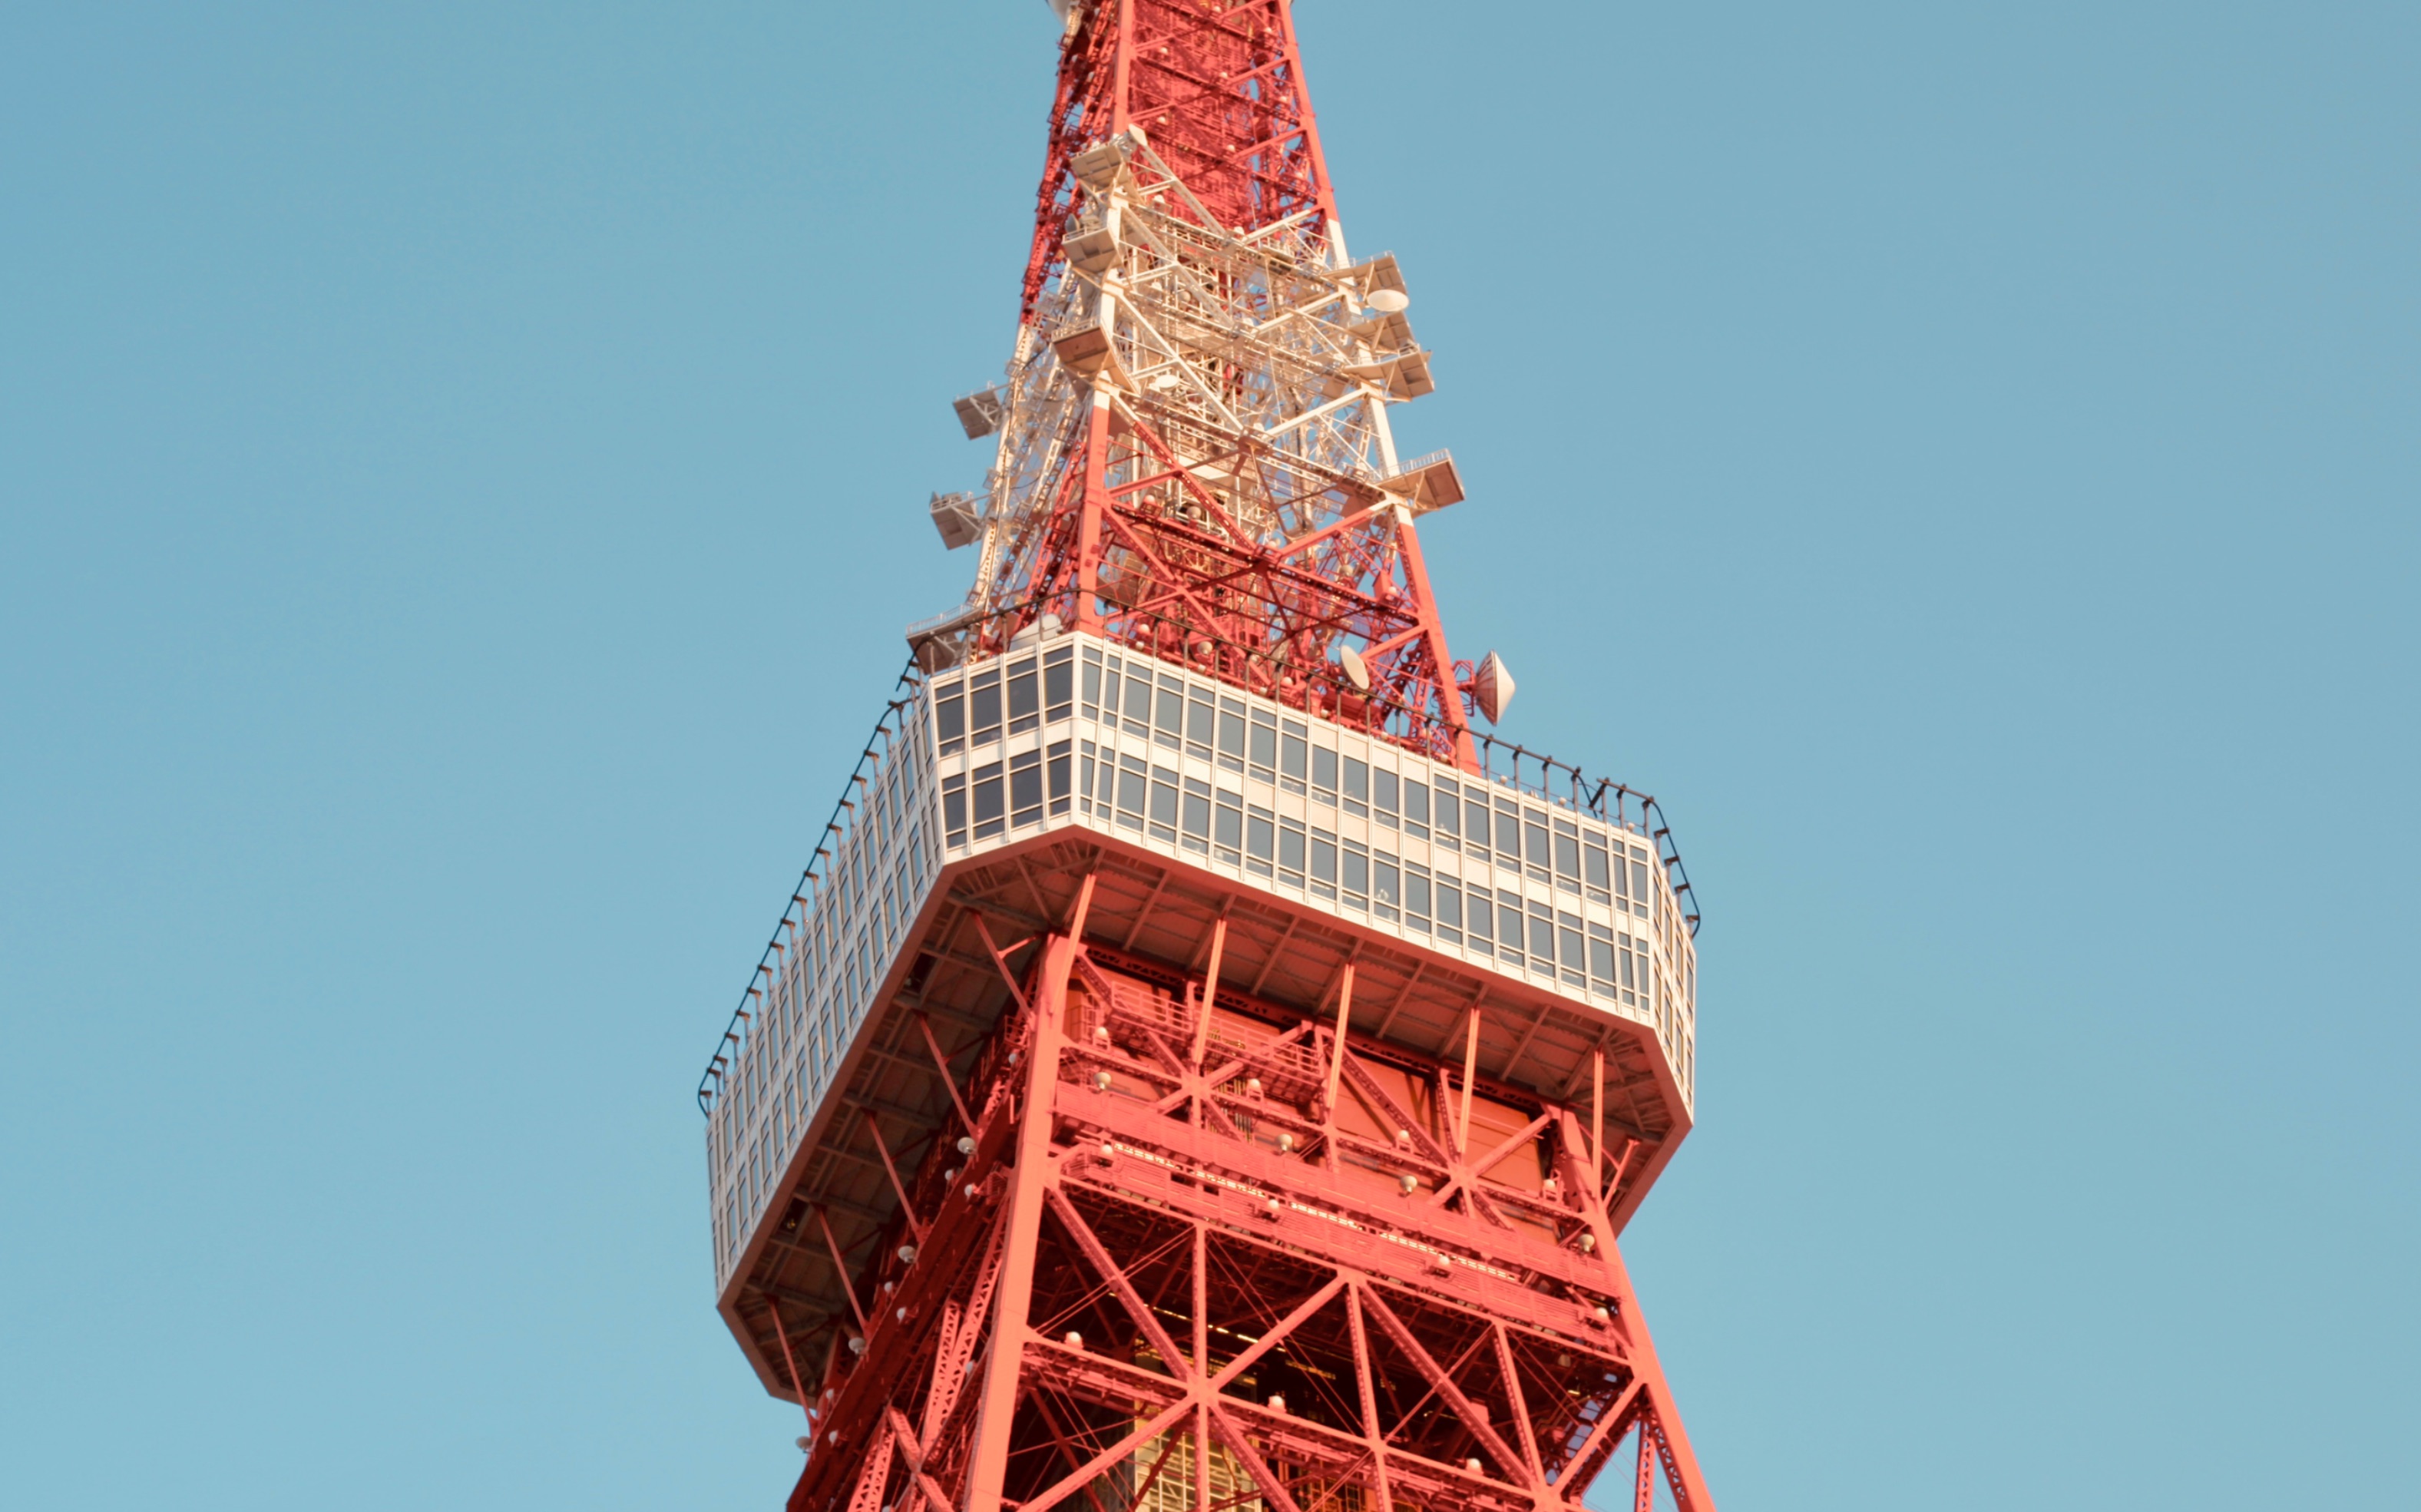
934, 0, 1477, 771
700, 11, 1720, 1512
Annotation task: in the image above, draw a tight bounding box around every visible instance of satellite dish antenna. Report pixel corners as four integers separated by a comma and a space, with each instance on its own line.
1472, 650, 1515, 725
1367, 288, 1410, 314
1338, 644, 1371, 693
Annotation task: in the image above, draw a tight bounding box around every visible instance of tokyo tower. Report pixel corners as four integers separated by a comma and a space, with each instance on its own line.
696, 4, 1718, 1510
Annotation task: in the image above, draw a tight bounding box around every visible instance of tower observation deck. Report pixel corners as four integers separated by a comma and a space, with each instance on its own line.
697, 5, 1718, 1510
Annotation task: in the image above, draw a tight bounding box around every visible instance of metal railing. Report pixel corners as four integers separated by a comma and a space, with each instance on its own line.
695, 660, 928, 1116
695, 601, 1705, 1105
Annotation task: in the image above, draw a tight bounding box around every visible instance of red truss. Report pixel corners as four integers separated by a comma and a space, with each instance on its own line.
775, 884, 1716, 1512
968, 0, 1477, 770
1023, 0, 1336, 319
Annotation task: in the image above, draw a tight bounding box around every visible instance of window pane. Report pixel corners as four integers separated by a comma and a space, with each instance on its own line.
1343, 757, 1368, 802
1125, 675, 1152, 727
1278, 822, 1305, 872
1403, 780, 1427, 825
1374, 859, 1399, 906
1219, 710, 1245, 763
1405, 872, 1430, 918
1182, 789, 1211, 839
970, 673, 1001, 740
1009, 753, 1042, 822
1007, 660, 1039, 730
1214, 798, 1242, 849
1373, 769, 1397, 814
1189, 696, 1216, 751
1554, 833, 1579, 880
1080, 661, 1101, 712
1632, 859, 1652, 900
1526, 821, 1550, 868
973, 763, 1005, 836
1043, 653, 1072, 716
1156, 686, 1184, 745
1589, 937, 1616, 983
1312, 746, 1338, 792
1341, 848, 1368, 895
1311, 833, 1338, 885
1585, 845, 1609, 889
1468, 799, 1492, 844
1281, 730, 1307, 781
1247, 809, 1275, 861
1249, 719, 1275, 770
1116, 764, 1146, 823
1464, 888, 1489, 941
1149, 775, 1179, 827
937, 688, 965, 751
1496, 810, 1521, 855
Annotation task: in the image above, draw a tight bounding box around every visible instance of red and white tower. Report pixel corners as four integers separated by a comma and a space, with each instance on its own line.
700, 5, 1715, 1511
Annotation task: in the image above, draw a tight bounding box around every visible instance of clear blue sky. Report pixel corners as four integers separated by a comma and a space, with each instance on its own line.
4, 3, 2414, 1507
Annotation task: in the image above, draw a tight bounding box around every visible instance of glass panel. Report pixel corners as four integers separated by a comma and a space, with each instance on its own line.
1585, 844, 1609, 891
972, 762, 1005, 839
1188, 696, 1216, 757
1404, 869, 1430, 919
1246, 807, 1275, 868
1278, 819, 1305, 877
1009, 751, 1043, 826
1280, 726, 1308, 788
937, 686, 965, 755
1155, 685, 1184, 747
1080, 659, 1101, 716
1374, 857, 1399, 907
1124, 674, 1152, 732
1214, 794, 1243, 849
1311, 832, 1338, 892
1554, 832, 1579, 884
1341, 845, 1368, 897
1149, 770, 1179, 838
1181, 778, 1211, 839
970, 670, 1002, 743
1312, 746, 1338, 795
1008, 659, 1040, 733
942, 773, 967, 845
1343, 757, 1368, 802
1043, 650, 1073, 720
1116, 759, 1147, 829
1218, 709, 1246, 771
1372, 769, 1397, 818
1048, 741, 1071, 815
1526, 819, 1550, 870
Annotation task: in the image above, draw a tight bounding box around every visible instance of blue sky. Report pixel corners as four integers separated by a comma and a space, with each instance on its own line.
3, 3, 2414, 1508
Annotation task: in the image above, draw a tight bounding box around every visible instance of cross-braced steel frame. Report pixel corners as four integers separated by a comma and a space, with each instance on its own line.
938, 0, 1477, 769
778, 875, 1715, 1512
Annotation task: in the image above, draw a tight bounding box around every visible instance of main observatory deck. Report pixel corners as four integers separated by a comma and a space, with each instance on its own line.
700, 627, 1699, 1395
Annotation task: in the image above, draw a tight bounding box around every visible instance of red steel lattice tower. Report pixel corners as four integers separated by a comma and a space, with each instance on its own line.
699, 6, 1718, 1512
